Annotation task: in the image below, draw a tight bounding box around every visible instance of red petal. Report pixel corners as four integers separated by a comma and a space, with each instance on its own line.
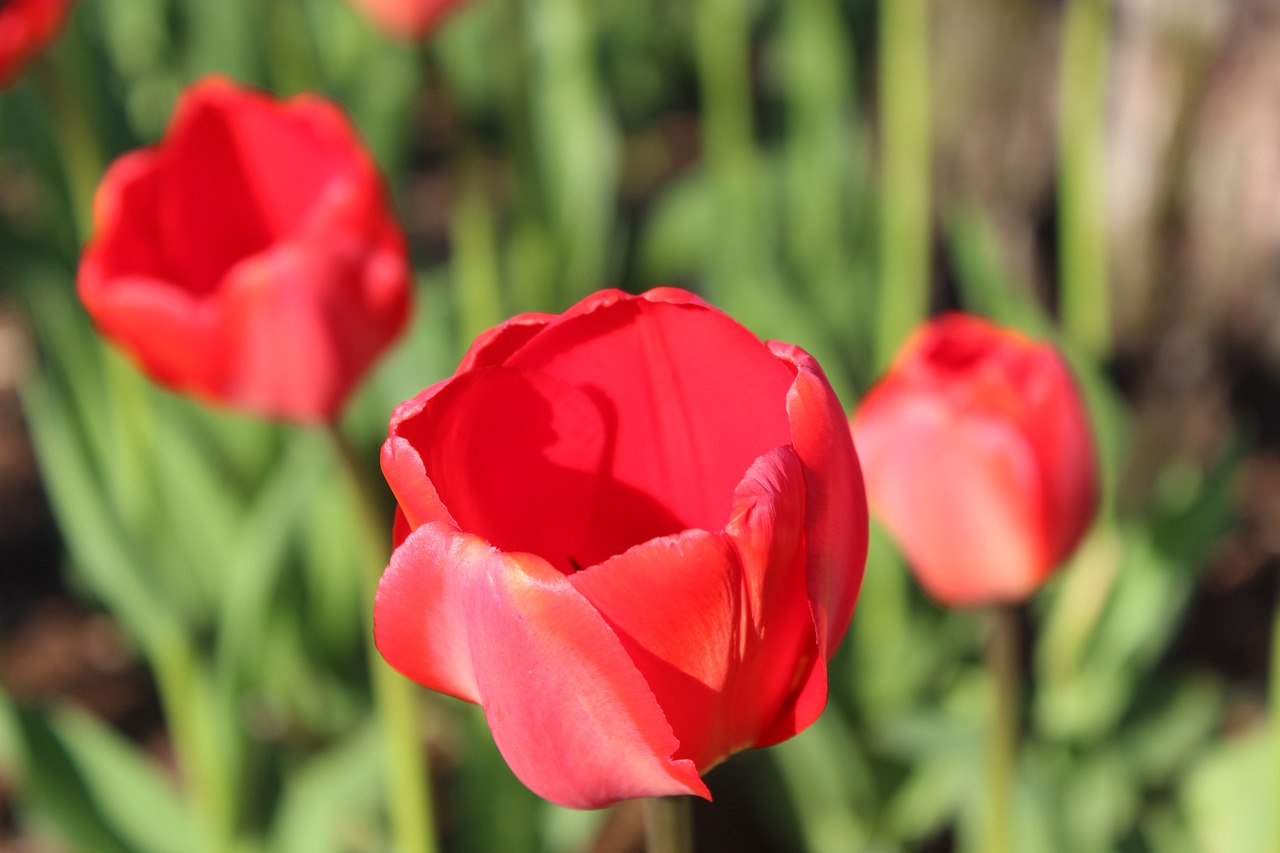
395, 365, 691, 572
1016, 349, 1098, 566
770, 342, 867, 657
456, 312, 556, 372
374, 522, 709, 808
156, 78, 359, 295
81, 150, 169, 284
571, 446, 816, 771
507, 295, 795, 533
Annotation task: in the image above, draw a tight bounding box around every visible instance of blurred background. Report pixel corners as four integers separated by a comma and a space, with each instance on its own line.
0, 0, 1276, 851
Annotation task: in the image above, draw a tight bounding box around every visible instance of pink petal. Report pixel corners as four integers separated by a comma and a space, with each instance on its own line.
375, 522, 709, 808
853, 393, 1045, 606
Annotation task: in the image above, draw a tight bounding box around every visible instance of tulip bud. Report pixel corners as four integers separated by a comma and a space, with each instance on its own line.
851, 313, 1098, 607
0, 0, 73, 88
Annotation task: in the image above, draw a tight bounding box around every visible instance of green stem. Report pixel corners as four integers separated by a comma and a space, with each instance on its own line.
984, 606, 1020, 853
1058, 0, 1111, 360
1271, 580, 1280, 853
876, 0, 931, 371
693, 0, 775, 318
645, 796, 695, 853
151, 636, 237, 853
326, 428, 438, 853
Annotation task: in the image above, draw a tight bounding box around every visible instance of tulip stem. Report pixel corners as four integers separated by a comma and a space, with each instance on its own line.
325, 426, 439, 853
984, 605, 1020, 853
644, 796, 695, 853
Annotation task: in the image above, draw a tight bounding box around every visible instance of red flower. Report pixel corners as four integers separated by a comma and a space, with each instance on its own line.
78, 76, 410, 422
0, 0, 72, 87
347, 0, 468, 38
375, 288, 867, 808
851, 313, 1098, 607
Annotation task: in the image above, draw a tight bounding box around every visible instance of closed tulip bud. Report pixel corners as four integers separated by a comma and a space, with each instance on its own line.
851, 313, 1098, 607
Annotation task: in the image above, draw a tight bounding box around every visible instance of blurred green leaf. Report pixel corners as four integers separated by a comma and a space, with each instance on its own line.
2, 700, 198, 853
1182, 726, 1274, 853
271, 722, 385, 853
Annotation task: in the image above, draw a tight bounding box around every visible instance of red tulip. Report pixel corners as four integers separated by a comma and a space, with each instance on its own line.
375, 288, 867, 808
0, 0, 72, 87
851, 313, 1098, 607
78, 77, 411, 422
347, 0, 468, 39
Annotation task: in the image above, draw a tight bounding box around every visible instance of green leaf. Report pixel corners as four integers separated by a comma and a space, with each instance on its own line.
3, 701, 199, 853
215, 431, 328, 685
270, 722, 386, 853
1182, 727, 1274, 853
47, 705, 198, 853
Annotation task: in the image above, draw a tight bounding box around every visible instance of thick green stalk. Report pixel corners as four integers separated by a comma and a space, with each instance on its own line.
876, 0, 931, 371
1058, 0, 1111, 359
984, 606, 1020, 853
694, 0, 777, 325
326, 428, 438, 853
645, 796, 694, 853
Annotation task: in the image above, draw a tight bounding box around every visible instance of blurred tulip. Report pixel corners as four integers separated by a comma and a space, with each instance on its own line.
851, 313, 1098, 607
0, 0, 72, 87
347, 0, 468, 39
375, 287, 867, 808
78, 76, 411, 422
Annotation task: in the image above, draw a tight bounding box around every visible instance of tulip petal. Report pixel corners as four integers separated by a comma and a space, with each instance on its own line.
571, 446, 816, 771
375, 522, 709, 808
158, 78, 355, 294
391, 365, 694, 572
374, 521, 481, 702
456, 312, 556, 372
508, 296, 795, 533
769, 342, 867, 657
1017, 350, 1098, 565
854, 393, 1045, 606
382, 433, 457, 532
81, 150, 168, 283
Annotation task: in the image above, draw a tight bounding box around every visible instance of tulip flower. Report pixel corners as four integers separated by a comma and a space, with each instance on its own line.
347, 0, 468, 39
0, 0, 72, 87
375, 288, 867, 808
851, 313, 1098, 607
78, 76, 411, 422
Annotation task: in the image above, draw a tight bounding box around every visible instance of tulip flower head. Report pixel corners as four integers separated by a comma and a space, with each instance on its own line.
851, 313, 1098, 607
78, 76, 411, 422
375, 288, 868, 808
347, 0, 468, 39
0, 0, 73, 87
